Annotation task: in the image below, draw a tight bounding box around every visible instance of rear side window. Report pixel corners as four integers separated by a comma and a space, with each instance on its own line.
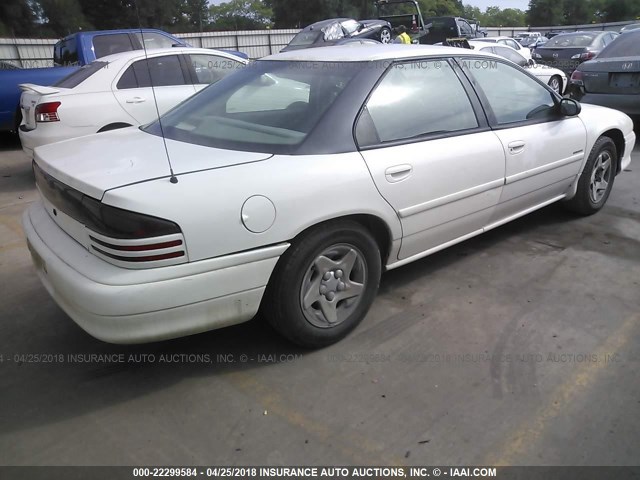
493, 46, 527, 67
598, 32, 638, 58
54, 38, 78, 66
93, 34, 135, 59
117, 55, 187, 89
358, 60, 478, 146
133, 32, 179, 49
53, 61, 108, 88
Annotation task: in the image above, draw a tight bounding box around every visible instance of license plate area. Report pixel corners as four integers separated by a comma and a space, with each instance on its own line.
610, 73, 639, 88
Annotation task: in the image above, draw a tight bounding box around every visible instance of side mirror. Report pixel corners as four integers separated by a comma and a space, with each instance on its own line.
559, 98, 581, 116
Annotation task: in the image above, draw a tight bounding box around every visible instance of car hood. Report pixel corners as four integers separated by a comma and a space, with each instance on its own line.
34, 127, 273, 200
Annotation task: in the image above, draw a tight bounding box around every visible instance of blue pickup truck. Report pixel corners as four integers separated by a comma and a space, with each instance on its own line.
0, 29, 190, 133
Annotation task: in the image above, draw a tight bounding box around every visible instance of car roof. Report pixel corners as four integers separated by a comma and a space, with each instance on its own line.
264, 44, 490, 62
97, 47, 247, 65
303, 18, 353, 29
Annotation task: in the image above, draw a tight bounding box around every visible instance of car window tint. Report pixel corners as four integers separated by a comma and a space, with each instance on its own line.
117, 55, 186, 89
465, 59, 556, 125
93, 34, 135, 59
361, 60, 478, 145
189, 54, 244, 85
457, 20, 473, 36
599, 32, 640, 58
134, 32, 177, 49
506, 39, 519, 50
227, 74, 311, 113
54, 61, 108, 88
288, 30, 323, 47
494, 46, 527, 66
54, 38, 78, 66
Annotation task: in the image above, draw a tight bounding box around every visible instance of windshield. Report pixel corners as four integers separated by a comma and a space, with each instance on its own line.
598, 32, 639, 58
144, 60, 361, 154
53, 61, 108, 88
545, 33, 597, 48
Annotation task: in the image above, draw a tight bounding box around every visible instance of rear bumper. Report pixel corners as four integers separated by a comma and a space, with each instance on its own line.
23, 201, 288, 344
570, 89, 640, 116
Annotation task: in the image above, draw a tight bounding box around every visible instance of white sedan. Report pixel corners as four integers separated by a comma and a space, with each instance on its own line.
470, 36, 532, 61
18, 47, 247, 157
23, 45, 635, 347
468, 40, 568, 93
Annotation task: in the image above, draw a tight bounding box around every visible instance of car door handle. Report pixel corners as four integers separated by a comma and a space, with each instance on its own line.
126, 97, 146, 104
508, 141, 526, 154
385, 164, 413, 183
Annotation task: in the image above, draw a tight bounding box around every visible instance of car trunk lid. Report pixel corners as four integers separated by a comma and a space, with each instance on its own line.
580, 57, 640, 94
535, 47, 587, 73
34, 127, 273, 201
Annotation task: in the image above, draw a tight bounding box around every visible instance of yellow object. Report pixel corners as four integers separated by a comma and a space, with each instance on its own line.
399, 32, 411, 44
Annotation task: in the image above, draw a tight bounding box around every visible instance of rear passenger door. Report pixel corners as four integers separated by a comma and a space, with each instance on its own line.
112, 54, 196, 124
357, 59, 506, 261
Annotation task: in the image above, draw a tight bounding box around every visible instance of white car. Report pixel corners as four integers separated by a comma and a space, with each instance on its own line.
468, 40, 568, 93
23, 45, 635, 347
470, 36, 532, 61
18, 47, 247, 157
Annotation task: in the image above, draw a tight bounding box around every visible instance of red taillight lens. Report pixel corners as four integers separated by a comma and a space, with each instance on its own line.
581, 51, 596, 61
570, 70, 584, 84
35, 102, 61, 122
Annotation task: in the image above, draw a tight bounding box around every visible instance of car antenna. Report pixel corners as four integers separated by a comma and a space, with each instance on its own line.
134, 1, 178, 184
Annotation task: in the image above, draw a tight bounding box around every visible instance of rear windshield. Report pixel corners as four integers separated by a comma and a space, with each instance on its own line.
143, 60, 361, 154
54, 37, 78, 66
598, 32, 640, 58
288, 30, 323, 47
545, 33, 597, 48
53, 61, 108, 88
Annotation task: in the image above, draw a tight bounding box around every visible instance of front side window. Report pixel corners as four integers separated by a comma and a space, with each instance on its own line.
189, 54, 244, 85
93, 34, 135, 59
463, 59, 556, 125
144, 60, 360, 153
358, 60, 478, 146
117, 55, 186, 89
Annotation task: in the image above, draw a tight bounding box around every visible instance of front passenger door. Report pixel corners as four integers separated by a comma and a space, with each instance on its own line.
357, 59, 506, 261
461, 59, 586, 224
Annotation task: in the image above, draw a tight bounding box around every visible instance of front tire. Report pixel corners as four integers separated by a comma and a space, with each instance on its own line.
379, 27, 392, 44
564, 136, 616, 215
263, 221, 381, 348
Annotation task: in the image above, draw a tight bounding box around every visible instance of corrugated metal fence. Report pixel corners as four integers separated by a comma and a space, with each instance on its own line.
0, 20, 635, 69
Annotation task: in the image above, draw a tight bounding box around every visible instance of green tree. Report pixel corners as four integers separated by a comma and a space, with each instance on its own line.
0, 0, 40, 36
38, 0, 93, 35
210, 0, 272, 30
527, 0, 565, 26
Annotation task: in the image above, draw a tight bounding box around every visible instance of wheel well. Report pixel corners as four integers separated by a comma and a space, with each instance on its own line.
98, 122, 132, 133
294, 215, 393, 265
601, 129, 625, 174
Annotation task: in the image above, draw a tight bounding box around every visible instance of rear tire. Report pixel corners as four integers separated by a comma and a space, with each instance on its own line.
379, 27, 392, 44
564, 136, 616, 215
263, 221, 381, 348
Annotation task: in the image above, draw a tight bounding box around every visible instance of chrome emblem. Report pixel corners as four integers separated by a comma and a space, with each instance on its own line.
622, 62, 633, 70
553, 53, 559, 58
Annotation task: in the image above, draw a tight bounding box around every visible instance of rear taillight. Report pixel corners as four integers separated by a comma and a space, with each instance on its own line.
35, 102, 61, 122
570, 70, 584, 82
88, 232, 187, 267
572, 51, 596, 61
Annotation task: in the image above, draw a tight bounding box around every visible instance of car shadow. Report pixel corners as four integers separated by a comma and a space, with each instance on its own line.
1, 201, 598, 437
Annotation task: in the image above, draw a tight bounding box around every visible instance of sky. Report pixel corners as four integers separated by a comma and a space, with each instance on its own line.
208, 1, 531, 11
464, 0, 529, 10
